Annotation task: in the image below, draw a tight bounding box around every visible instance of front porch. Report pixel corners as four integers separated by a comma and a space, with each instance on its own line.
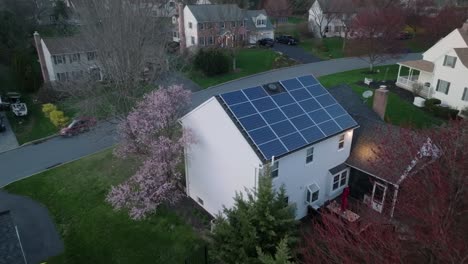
396, 60, 434, 98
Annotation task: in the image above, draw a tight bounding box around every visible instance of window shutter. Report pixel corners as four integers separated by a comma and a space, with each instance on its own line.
446, 82, 450, 94
443, 55, 447, 66
462, 88, 468, 101
452, 57, 457, 68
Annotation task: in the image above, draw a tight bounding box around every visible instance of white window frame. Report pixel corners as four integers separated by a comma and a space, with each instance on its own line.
443, 55, 457, 68
436, 79, 450, 95
462, 87, 468, 101
306, 147, 314, 164
370, 182, 387, 213
270, 161, 279, 178
306, 183, 319, 204
53, 55, 65, 65
69, 53, 80, 63
87, 51, 97, 61
338, 134, 345, 150
331, 169, 348, 192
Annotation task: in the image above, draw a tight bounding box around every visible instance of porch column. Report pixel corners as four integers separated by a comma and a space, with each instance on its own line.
408, 68, 413, 85
397, 64, 402, 81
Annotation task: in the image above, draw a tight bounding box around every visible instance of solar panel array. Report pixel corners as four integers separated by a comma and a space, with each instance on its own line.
219, 75, 358, 160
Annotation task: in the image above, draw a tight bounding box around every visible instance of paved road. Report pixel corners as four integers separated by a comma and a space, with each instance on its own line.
0, 53, 422, 187
273, 43, 322, 63
0, 112, 19, 153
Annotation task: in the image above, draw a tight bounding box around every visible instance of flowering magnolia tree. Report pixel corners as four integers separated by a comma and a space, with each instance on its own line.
106, 85, 192, 220
301, 120, 468, 263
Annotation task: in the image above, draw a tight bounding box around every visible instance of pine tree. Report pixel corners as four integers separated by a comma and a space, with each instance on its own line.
211, 171, 298, 264
258, 238, 296, 264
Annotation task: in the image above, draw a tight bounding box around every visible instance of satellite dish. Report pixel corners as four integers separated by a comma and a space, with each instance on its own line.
362, 90, 373, 99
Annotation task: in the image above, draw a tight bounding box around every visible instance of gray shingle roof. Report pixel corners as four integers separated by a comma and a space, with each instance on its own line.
0, 211, 26, 264
42, 35, 96, 55
244, 9, 274, 31
186, 4, 244, 22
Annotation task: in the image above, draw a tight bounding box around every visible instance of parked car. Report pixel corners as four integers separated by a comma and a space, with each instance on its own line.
257, 38, 275, 47
275, 35, 299, 45
0, 116, 6, 133
397, 31, 413, 40
60, 117, 97, 137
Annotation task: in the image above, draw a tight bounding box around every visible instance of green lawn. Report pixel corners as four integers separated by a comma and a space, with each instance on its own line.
287, 16, 307, 24
189, 48, 296, 88
6, 95, 58, 144
4, 149, 202, 264
318, 65, 442, 128
300, 37, 345, 60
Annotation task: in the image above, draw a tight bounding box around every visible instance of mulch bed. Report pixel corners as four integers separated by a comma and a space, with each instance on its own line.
356, 80, 415, 103
168, 196, 213, 236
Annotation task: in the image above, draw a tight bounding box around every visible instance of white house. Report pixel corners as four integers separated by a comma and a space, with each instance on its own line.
396, 20, 468, 110
33, 32, 101, 83
308, 0, 356, 38
181, 76, 359, 219
182, 4, 274, 48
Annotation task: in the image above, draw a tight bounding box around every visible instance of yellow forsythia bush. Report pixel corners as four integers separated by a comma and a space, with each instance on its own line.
42, 103, 57, 118
49, 110, 69, 128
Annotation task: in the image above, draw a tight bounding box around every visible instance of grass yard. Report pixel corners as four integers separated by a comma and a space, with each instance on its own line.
4, 149, 202, 264
299, 37, 345, 60
318, 65, 442, 128
189, 48, 297, 88
287, 16, 307, 24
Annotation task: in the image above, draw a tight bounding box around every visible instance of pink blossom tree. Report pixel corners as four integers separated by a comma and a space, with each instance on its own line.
106, 85, 193, 220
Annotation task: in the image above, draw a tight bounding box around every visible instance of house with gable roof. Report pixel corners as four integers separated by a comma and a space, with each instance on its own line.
396, 20, 468, 110
180, 75, 359, 219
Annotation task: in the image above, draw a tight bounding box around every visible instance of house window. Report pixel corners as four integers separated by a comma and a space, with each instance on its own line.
443, 55, 457, 68
208, 36, 214, 45
191, 36, 195, 45
306, 183, 319, 204
240, 20, 244, 27
89, 67, 101, 81
231, 21, 236, 28
338, 134, 345, 150
69, 53, 80, 63
189, 22, 193, 29
462, 88, 468, 101
87, 51, 97, 61
306, 147, 314, 164
173, 31, 179, 38
53, 55, 66, 64
199, 37, 205, 46
436, 79, 451, 95
220, 22, 225, 28
199, 23, 204, 30
256, 19, 266, 26
197, 197, 204, 205
270, 161, 279, 178
332, 170, 348, 191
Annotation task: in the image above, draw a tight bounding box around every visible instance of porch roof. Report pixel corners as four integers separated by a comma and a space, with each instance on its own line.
398, 60, 434, 73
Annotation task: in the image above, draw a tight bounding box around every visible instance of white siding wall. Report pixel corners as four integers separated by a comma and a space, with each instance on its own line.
308, 1, 325, 37
181, 98, 262, 217
184, 6, 198, 48
272, 130, 354, 219
249, 30, 274, 43
42, 39, 56, 81
430, 50, 468, 109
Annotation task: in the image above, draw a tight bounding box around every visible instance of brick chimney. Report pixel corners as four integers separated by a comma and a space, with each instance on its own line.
33, 31, 50, 83
178, 3, 186, 52
373, 86, 389, 120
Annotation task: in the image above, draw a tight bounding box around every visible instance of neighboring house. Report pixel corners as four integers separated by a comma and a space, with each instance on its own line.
33, 32, 101, 83
259, 0, 292, 25
171, 0, 212, 43
182, 4, 274, 48
308, 0, 357, 38
181, 75, 359, 219
396, 20, 468, 110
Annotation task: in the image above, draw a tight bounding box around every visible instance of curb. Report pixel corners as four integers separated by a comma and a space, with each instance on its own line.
20, 133, 59, 147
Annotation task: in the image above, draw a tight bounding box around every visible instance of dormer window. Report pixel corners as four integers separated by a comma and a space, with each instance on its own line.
443, 55, 457, 68
256, 19, 266, 26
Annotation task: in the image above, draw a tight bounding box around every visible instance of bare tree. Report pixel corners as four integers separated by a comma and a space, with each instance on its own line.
56, 0, 175, 120
308, 0, 341, 38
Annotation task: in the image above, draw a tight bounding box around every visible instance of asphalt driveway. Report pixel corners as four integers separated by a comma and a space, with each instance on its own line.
272, 43, 322, 63
0, 112, 19, 153
0, 191, 63, 263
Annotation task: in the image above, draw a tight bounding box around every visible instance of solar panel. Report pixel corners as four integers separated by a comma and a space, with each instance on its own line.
221, 90, 247, 105
243, 86, 268, 100
318, 120, 342, 136
252, 97, 277, 112
218, 75, 358, 160
281, 78, 303, 91
335, 114, 358, 130
258, 140, 288, 158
